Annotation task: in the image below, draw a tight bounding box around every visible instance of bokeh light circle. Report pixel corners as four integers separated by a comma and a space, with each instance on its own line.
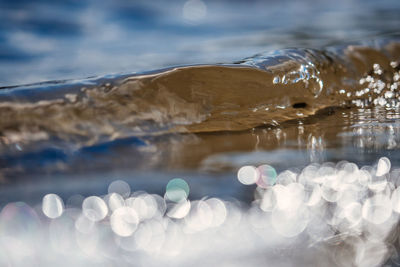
110, 207, 139, 237
82, 196, 108, 222
108, 180, 131, 198
376, 157, 391, 176
237, 166, 259, 185
165, 178, 190, 203
42, 194, 64, 219
256, 164, 277, 188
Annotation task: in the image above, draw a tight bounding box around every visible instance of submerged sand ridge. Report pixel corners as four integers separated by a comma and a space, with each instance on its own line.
0, 41, 399, 147
0, 39, 399, 177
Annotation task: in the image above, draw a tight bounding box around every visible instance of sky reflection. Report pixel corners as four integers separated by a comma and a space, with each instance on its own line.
1, 0, 400, 86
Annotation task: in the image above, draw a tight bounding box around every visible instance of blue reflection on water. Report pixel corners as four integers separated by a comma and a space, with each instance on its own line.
0, 0, 400, 86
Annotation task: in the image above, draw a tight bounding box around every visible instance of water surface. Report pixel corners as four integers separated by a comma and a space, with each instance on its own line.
1, 0, 400, 266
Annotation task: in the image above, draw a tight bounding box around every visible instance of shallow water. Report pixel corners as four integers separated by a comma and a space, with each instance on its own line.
1, 0, 400, 86
1, 0, 400, 266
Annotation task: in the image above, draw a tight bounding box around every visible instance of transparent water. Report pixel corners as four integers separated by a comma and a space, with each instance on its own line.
1, 0, 400, 86
1, 0, 400, 266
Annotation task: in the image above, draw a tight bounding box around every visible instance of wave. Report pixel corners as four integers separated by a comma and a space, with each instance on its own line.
1, 38, 400, 266
0, 38, 399, 152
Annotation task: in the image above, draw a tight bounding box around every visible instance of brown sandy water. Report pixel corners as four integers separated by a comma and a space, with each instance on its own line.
0, 40, 400, 176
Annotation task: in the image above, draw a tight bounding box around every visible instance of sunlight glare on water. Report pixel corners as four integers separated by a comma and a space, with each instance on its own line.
237, 165, 259, 185
165, 178, 190, 203
82, 196, 108, 222
42, 194, 64, 219
2, 157, 399, 266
